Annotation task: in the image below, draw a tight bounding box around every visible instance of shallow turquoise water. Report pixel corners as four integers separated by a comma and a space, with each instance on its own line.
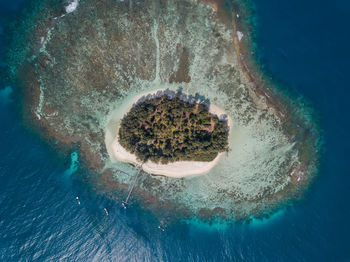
0, 0, 349, 261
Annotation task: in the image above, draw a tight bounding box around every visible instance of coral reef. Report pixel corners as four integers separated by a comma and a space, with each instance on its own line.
8, 0, 320, 220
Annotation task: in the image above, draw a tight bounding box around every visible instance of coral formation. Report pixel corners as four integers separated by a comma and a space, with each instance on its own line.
7, 0, 320, 220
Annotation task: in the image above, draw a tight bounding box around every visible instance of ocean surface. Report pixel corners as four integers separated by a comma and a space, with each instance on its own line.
1, 0, 350, 261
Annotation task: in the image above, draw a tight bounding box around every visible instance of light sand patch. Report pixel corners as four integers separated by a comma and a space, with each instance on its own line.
111, 137, 224, 178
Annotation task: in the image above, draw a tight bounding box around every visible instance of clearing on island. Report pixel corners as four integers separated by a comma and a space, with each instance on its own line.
118, 94, 229, 164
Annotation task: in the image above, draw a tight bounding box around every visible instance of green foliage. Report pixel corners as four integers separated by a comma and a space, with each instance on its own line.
118, 95, 229, 163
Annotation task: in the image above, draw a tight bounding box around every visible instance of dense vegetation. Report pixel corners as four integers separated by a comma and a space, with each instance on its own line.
118, 94, 229, 163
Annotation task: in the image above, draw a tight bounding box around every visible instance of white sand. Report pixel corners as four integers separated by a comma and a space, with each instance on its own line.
109, 89, 232, 178
111, 138, 225, 178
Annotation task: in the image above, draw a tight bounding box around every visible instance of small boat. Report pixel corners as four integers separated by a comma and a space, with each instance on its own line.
76, 196, 80, 205
121, 201, 127, 209
104, 208, 109, 215
158, 220, 166, 231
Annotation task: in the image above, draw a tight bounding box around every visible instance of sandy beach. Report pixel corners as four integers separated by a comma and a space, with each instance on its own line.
109, 89, 232, 178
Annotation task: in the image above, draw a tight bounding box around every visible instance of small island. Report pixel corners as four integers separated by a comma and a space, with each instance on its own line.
109, 91, 231, 177
10, 0, 321, 219
118, 94, 229, 164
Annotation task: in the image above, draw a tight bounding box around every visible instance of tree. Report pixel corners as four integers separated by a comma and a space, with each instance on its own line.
118, 94, 229, 163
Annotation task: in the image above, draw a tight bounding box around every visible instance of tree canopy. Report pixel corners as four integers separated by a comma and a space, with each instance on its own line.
118, 94, 229, 163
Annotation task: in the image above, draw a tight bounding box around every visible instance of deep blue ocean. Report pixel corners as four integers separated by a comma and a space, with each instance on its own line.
1, 0, 349, 261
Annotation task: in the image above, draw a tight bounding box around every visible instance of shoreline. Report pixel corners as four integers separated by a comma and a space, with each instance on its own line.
108, 89, 232, 178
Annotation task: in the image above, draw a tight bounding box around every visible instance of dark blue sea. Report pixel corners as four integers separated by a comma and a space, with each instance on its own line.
1, 0, 349, 261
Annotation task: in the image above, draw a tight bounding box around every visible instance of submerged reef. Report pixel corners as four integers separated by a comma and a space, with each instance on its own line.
6, 0, 320, 220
